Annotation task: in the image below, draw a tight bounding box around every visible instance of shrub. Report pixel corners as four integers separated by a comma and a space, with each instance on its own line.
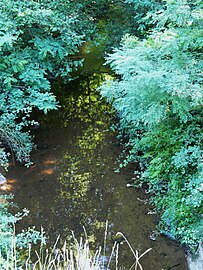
100, 0, 203, 251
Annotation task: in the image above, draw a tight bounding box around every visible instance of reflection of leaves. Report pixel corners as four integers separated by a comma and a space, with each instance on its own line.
57, 74, 112, 125
78, 129, 105, 151
58, 150, 92, 206
53, 75, 114, 249
58, 79, 111, 205
58, 119, 108, 205
59, 171, 91, 202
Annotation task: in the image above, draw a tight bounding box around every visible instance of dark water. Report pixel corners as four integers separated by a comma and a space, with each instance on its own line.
1, 75, 188, 269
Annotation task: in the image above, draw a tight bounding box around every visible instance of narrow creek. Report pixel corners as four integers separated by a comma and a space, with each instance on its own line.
1, 74, 188, 269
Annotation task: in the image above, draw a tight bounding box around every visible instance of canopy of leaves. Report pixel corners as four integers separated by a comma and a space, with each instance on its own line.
0, 0, 84, 168
101, 0, 203, 250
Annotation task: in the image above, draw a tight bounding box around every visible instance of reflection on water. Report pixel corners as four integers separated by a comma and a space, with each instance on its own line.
1, 74, 188, 269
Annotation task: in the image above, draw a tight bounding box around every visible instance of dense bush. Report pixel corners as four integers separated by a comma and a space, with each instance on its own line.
0, 0, 84, 168
101, 0, 203, 250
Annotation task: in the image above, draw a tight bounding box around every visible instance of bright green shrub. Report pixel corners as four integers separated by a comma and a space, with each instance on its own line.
101, 0, 203, 250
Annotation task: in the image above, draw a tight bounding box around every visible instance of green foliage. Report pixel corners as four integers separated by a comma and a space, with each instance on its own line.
0, 195, 45, 265
74, 0, 156, 57
0, 0, 84, 168
101, 0, 203, 250
125, 0, 162, 32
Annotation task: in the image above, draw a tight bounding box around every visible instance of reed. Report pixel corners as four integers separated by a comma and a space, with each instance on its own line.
0, 227, 151, 270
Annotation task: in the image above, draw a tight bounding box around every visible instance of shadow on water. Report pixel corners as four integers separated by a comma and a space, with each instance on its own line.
1, 74, 188, 269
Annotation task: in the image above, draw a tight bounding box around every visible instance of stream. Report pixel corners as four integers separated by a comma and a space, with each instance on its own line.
1, 75, 189, 269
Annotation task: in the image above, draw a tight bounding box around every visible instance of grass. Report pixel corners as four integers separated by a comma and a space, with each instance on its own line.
0, 224, 151, 270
